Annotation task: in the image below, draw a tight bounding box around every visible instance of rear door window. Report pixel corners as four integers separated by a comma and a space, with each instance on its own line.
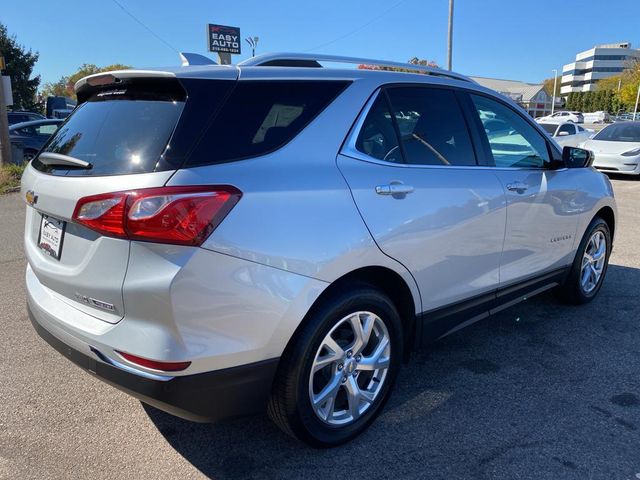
185, 80, 349, 166
355, 94, 402, 163
385, 87, 476, 166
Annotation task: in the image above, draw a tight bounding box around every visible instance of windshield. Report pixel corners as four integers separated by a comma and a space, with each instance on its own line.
538, 123, 557, 135
594, 123, 640, 142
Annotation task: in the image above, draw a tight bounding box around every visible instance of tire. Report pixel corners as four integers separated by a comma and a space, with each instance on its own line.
268, 284, 403, 447
555, 217, 611, 304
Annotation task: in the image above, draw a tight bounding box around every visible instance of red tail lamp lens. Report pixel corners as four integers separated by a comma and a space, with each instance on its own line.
73, 186, 241, 246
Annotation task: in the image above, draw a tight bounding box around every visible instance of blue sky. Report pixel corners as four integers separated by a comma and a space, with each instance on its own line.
3, 0, 639, 86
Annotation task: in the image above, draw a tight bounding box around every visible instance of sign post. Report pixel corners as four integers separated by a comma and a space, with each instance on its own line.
0, 57, 11, 166
207, 24, 241, 65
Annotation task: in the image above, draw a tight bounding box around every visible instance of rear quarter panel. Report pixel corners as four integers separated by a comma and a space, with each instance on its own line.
166, 77, 423, 314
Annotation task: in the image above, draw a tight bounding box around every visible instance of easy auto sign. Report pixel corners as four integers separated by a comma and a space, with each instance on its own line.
208, 24, 241, 55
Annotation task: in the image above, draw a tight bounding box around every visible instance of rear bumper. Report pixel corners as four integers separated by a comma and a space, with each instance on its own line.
29, 304, 279, 422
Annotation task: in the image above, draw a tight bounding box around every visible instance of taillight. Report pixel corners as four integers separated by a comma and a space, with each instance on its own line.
72, 186, 241, 246
115, 350, 191, 372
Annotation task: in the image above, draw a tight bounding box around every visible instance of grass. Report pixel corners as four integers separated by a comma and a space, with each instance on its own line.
0, 163, 25, 194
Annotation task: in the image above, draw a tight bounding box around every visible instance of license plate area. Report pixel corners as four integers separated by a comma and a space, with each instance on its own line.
38, 215, 66, 260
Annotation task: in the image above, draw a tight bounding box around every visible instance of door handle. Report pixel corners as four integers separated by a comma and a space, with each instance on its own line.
506, 182, 528, 193
375, 184, 415, 196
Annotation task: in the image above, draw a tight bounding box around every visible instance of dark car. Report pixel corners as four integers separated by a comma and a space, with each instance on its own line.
8, 111, 45, 125
46, 96, 77, 119
9, 119, 63, 162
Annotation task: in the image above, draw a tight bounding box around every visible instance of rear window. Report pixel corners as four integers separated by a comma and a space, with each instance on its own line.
33, 87, 186, 176
31, 78, 348, 176
184, 80, 349, 167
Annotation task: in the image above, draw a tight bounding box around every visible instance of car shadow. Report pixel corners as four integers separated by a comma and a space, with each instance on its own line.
605, 172, 640, 181
144, 264, 640, 480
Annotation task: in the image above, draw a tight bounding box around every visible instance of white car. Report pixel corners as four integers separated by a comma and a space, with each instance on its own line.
580, 121, 640, 175
537, 111, 584, 124
583, 111, 610, 123
538, 122, 593, 147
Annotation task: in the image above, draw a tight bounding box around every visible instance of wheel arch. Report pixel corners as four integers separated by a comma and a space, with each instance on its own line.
594, 206, 615, 241
287, 266, 420, 362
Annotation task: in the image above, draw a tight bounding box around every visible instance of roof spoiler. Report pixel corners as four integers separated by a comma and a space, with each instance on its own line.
179, 52, 217, 66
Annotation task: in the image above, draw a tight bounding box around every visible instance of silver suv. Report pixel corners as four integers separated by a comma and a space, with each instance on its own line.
23, 53, 616, 446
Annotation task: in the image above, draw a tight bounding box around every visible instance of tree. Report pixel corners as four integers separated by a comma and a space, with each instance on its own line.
0, 22, 40, 110
40, 63, 131, 101
358, 57, 439, 73
542, 75, 561, 98
594, 60, 640, 112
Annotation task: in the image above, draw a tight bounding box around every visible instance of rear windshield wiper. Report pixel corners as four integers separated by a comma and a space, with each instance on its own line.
38, 152, 93, 169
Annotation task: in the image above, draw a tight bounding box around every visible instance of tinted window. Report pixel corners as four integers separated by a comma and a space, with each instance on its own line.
539, 123, 557, 135
14, 126, 35, 136
471, 94, 550, 168
557, 123, 575, 135
355, 95, 402, 163
8, 113, 27, 124
386, 87, 476, 166
186, 81, 349, 166
594, 123, 640, 142
33, 88, 185, 176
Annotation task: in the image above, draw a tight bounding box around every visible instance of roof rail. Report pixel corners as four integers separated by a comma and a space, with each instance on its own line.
238, 52, 473, 83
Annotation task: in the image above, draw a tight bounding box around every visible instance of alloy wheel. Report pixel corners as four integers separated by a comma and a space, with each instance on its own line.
580, 230, 607, 294
308, 311, 391, 425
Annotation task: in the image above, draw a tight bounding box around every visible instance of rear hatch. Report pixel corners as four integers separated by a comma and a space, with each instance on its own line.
22, 69, 237, 323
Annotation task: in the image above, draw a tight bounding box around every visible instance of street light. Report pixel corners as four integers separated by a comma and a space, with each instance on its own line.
447, 0, 454, 71
245, 36, 259, 57
551, 69, 558, 116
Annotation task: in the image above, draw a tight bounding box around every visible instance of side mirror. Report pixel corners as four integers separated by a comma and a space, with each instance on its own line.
562, 146, 593, 168
557, 131, 570, 137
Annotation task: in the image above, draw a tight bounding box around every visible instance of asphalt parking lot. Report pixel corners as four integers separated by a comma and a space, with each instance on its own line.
1, 176, 639, 480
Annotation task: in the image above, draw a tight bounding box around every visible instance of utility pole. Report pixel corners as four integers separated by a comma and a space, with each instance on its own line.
551, 69, 558, 115
634, 82, 640, 121
0, 57, 11, 167
447, 0, 454, 71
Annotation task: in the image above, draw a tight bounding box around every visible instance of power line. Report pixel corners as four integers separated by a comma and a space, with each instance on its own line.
305, 0, 409, 52
110, 0, 178, 53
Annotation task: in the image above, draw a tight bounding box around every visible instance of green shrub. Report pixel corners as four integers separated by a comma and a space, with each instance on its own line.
0, 162, 25, 194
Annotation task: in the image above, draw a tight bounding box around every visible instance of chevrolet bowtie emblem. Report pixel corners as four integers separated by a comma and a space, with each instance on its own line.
25, 190, 38, 206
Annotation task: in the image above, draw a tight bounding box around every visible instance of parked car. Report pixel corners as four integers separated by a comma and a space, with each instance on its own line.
8, 110, 45, 125
583, 111, 610, 123
537, 111, 584, 124
538, 122, 593, 147
579, 121, 640, 175
45, 95, 76, 119
9, 119, 64, 162
23, 52, 617, 447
